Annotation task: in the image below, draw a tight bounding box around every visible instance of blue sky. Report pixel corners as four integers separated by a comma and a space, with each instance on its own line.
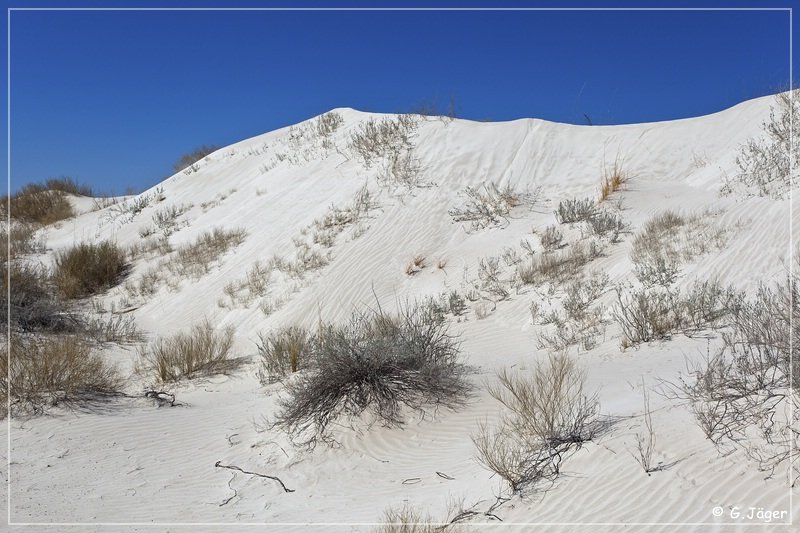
5, 1, 798, 195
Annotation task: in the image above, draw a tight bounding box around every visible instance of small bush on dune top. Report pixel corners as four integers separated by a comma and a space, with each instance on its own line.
273, 302, 471, 447
137, 320, 238, 382
1, 178, 94, 225
54, 241, 128, 299
173, 144, 220, 174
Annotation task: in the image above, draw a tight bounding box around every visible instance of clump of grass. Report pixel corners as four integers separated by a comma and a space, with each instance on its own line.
518, 240, 603, 285
2, 334, 123, 416
167, 227, 247, 278
257, 326, 311, 383
405, 255, 426, 275
54, 241, 128, 299
137, 320, 238, 382
599, 156, 628, 202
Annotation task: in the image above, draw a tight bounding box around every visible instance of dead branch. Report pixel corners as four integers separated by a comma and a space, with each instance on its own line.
214, 460, 294, 493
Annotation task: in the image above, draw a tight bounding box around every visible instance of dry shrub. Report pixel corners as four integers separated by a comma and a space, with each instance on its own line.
274, 302, 471, 447
167, 227, 247, 278
554, 197, 596, 224
2, 334, 122, 416
723, 89, 799, 199
672, 273, 798, 480
517, 240, 602, 285
473, 352, 601, 492
54, 241, 128, 299
1, 261, 76, 332
613, 280, 741, 347
137, 320, 238, 382
0, 222, 44, 259
540, 225, 563, 252
631, 210, 728, 288
449, 182, 538, 231
257, 326, 310, 383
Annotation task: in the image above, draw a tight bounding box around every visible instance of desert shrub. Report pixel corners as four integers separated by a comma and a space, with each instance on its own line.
613, 287, 680, 346
152, 203, 191, 235
167, 227, 247, 278
273, 302, 471, 447
2, 334, 123, 416
257, 326, 311, 384
40, 177, 93, 196
4, 187, 73, 225
586, 210, 626, 242
0, 222, 44, 259
518, 240, 602, 285
173, 144, 220, 174
540, 225, 563, 252
349, 115, 417, 167
54, 241, 128, 299
137, 320, 238, 382
128, 235, 172, 261
84, 314, 144, 344
562, 272, 609, 322
613, 281, 739, 347
554, 197, 596, 224
1, 261, 75, 332
476, 256, 510, 300
449, 182, 538, 231
315, 111, 344, 138
1, 178, 95, 225
722, 89, 799, 199
630, 210, 686, 287
473, 353, 601, 492
674, 273, 798, 479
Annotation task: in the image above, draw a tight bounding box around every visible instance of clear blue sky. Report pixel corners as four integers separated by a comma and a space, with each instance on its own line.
5, 1, 797, 195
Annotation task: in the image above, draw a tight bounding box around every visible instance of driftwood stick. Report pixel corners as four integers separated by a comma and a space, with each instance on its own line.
214, 460, 295, 493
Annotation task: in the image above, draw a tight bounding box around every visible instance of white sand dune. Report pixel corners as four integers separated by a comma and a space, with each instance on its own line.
3, 93, 797, 531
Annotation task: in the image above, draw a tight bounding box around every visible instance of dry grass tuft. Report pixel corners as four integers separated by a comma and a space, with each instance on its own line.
137, 320, 238, 382
599, 156, 628, 202
405, 255, 426, 276
257, 326, 311, 383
